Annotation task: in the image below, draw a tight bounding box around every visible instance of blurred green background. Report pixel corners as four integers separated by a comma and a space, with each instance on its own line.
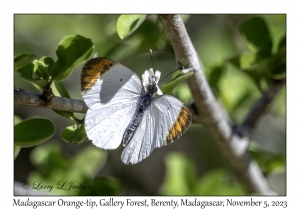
14, 14, 286, 195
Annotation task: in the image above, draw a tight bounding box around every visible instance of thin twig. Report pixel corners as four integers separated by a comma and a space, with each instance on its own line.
14, 87, 87, 114
235, 78, 286, 137
160, 14, 277, 195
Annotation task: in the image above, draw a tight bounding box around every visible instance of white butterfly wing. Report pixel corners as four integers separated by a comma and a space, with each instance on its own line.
121, 95, 192, 164
81, 58, 142, 149
81, 58, 142, 109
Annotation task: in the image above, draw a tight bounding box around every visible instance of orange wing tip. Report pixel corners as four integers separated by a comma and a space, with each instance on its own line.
166, 106, 192, 144
81, 57, 116, 92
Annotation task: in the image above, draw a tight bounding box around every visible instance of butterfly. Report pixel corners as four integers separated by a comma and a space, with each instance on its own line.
81, 57, 192, 164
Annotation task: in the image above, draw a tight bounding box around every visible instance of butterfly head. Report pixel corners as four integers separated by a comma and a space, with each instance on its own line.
142, 68, 163, 95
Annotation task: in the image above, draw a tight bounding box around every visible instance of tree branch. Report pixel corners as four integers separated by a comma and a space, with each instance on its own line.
235, 78, 286, 137
14, 87, 87, 114
160, 14, 277, 195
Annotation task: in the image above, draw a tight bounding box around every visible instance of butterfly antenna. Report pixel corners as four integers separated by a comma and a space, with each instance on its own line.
149, 49, 154, 70
158, 66, 184, 85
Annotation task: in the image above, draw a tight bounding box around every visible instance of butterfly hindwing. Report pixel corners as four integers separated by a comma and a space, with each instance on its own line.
84, 99, 139, 149
121, 95, 192, 164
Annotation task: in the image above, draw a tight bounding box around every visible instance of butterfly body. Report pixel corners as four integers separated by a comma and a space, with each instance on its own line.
81, 57, 191, 164
122, 83, 157, 146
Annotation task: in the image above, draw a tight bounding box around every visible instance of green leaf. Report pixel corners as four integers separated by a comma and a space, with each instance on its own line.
231, 91, 251, 113
240, 53, 257, 69
16, 56, 54, 87
117, 15, 147, 39
270, 47, 286, 79
17, 61, 48, 87
51, 81, 76, 121
51, 81, 70, 98
14, 145, 21, 159
278, 35, 286, 50
239, 17, 272, 59
161, 71, 194, 94
14, 115, 22, 125
54, 110, 76, 121
61, 124, 86, 144
270, 35, 286, 79
71, 145, 107, 178
36, 56, 54, 81
228, 56, 269, 92
194, 169, 243, 195
14, 118, 55, 147
30, 143, 69, 169
159, 153, 197, 195
240, 69, 265, 92
50, 35, 94, 81
208, 65, 225, 90
227, 56, 240, 69
194, 169, 226, 195
249, 145, 286, 174
176, 83, 192, 104
14, 54, 35, 71
14, 115, 24, 158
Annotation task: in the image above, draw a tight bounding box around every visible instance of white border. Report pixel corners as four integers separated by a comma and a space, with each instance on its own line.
6, 0, 298, 209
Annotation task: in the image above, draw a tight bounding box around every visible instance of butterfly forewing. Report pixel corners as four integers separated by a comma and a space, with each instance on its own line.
81, 57, 142, 109
81, 58, 143, 149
